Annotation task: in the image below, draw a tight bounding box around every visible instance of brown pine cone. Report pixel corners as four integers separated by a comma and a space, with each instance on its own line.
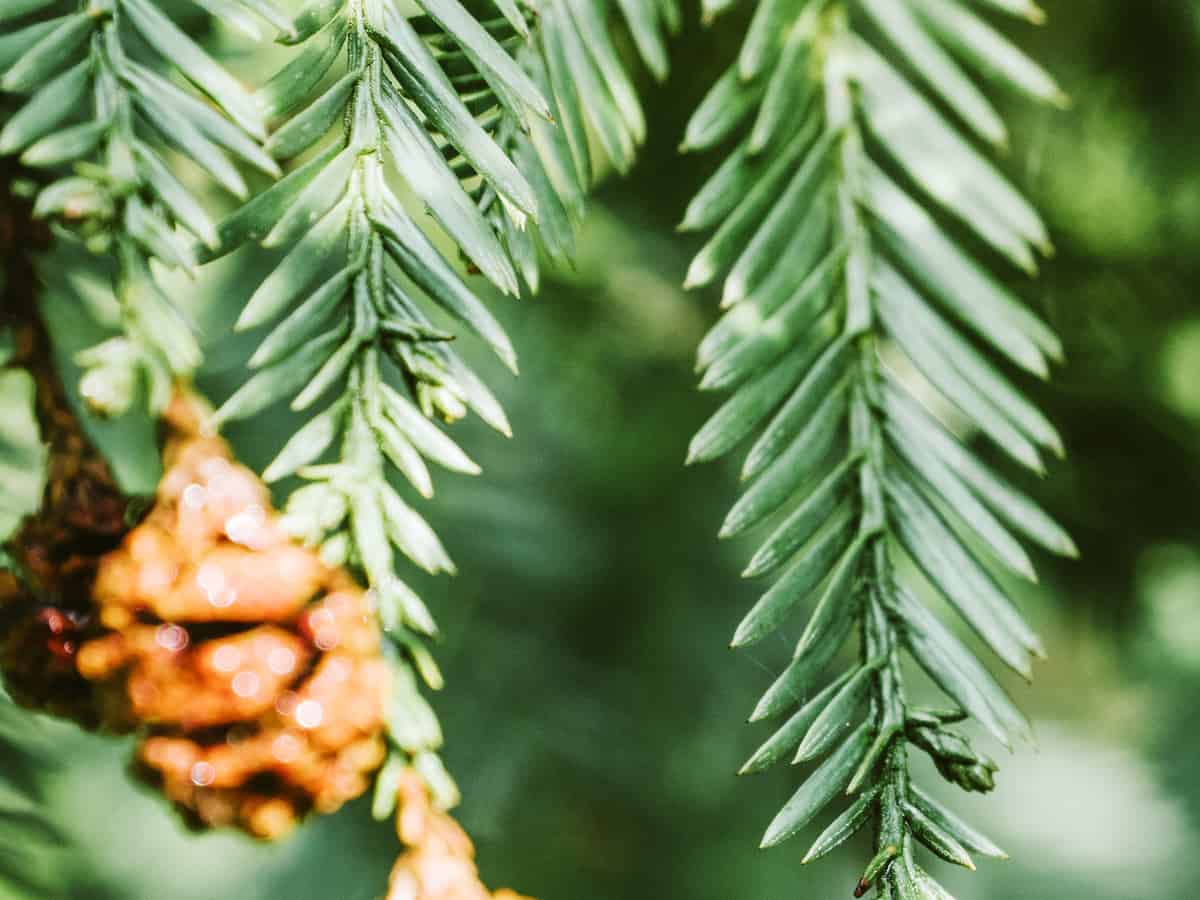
7, 315, 130, 594
386, 768, 534, 900
0, 317, 127, 724
75, 393, 389, 839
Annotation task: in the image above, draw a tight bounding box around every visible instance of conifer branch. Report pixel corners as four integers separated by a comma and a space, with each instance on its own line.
0, 0, 280, 415
683, 0, 1073, 893
208, 0, 670, 809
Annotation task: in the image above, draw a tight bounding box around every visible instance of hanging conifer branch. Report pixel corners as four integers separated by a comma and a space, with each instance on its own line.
205, 0, 671, 812
682, 0, 1074, 894
206, 0, 544, 810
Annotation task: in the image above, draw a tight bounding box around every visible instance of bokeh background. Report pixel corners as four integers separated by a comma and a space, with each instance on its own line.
4, 0, 1200, 898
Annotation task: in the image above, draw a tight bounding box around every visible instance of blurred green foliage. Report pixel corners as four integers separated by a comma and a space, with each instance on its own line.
6, 1, 1200, 898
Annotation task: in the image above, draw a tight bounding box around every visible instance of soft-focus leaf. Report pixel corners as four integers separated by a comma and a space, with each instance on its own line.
857, 0, 1005, 146
679, 62, 766, 155
215, 327, 345, 424
909, 785, 1008, 859
687, 338, 821, 465
238, 194, 351, 330
1, 13, 93, 93
887, 474, 1038, 677
802, 789, 876, 863
375, 196, 517, 371
740, 670, 854, 775
263, 399, 348, 482
256, 16, 347, 120
380, 383, 480, 474
415, 0, 550, 124
133, 142, 219, 248
909, 0, 1065, 105
760, 721, 872, 848
0, 369, 47, 540
265, 69, 359, 161
210, 142, 341, 256
20, 120, 106, 168
0, 58, 90, 154
732, 503, 856, 647
721, 380, 847, 537
794, 663, 876, 762
904, 800, 975, 870
251, 268, 354, 368
122, 0, 265, 139
890, 583, 1031, 747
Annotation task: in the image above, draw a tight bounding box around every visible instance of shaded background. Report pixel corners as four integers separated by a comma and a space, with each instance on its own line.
4, 0, 1200, 897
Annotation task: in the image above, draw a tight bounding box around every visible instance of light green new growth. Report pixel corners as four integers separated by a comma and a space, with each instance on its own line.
682, 0, 1073, 894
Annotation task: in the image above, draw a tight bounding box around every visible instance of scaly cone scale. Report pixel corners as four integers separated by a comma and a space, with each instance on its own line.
387, 767, 532, 900
75, 393, 388, 839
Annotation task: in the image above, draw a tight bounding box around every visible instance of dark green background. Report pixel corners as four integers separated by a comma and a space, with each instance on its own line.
6, 1, 1200, 898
